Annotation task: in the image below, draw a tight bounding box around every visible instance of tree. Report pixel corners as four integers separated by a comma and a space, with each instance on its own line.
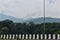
0, 27, 9, 34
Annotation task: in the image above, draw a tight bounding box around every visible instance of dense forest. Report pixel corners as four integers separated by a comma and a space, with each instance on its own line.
0, 20, 60, 34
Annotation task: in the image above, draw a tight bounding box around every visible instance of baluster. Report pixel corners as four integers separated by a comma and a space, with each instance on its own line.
22, 34, 24, 39
6, 34, 8, 39
26, 34, 28, 39
29, 34, 32, 39
19, 34, 21, 39
33, 34, 35, 39
53, 34, 55, 39
36, 34, 39, 39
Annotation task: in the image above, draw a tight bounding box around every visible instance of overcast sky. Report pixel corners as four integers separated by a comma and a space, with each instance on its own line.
0, 0, 60, 19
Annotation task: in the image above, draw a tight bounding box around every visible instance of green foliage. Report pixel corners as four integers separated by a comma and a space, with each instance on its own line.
0, 27, 9, 34
0, 19, 60, 34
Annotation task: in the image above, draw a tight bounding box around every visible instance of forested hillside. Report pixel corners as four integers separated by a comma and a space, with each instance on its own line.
0, 20, 60, 34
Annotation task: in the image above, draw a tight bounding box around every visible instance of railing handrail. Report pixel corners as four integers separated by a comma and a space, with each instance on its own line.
0, 34, 60, 39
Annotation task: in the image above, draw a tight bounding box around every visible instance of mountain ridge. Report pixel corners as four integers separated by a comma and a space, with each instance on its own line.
0, 14, 24, 23
0, 14, 60, 24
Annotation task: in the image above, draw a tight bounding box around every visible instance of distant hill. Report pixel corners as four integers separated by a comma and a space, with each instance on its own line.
0, 14, 60, 24
24, 17, 60, 24
0, 14, 24, 23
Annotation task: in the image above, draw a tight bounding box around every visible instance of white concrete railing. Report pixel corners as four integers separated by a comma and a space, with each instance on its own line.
0, 34, 60, 39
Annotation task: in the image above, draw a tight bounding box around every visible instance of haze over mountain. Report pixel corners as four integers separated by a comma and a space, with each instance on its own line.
0, 14, 24, 23
0, 14, 60, 24
25, 17, 60, 24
